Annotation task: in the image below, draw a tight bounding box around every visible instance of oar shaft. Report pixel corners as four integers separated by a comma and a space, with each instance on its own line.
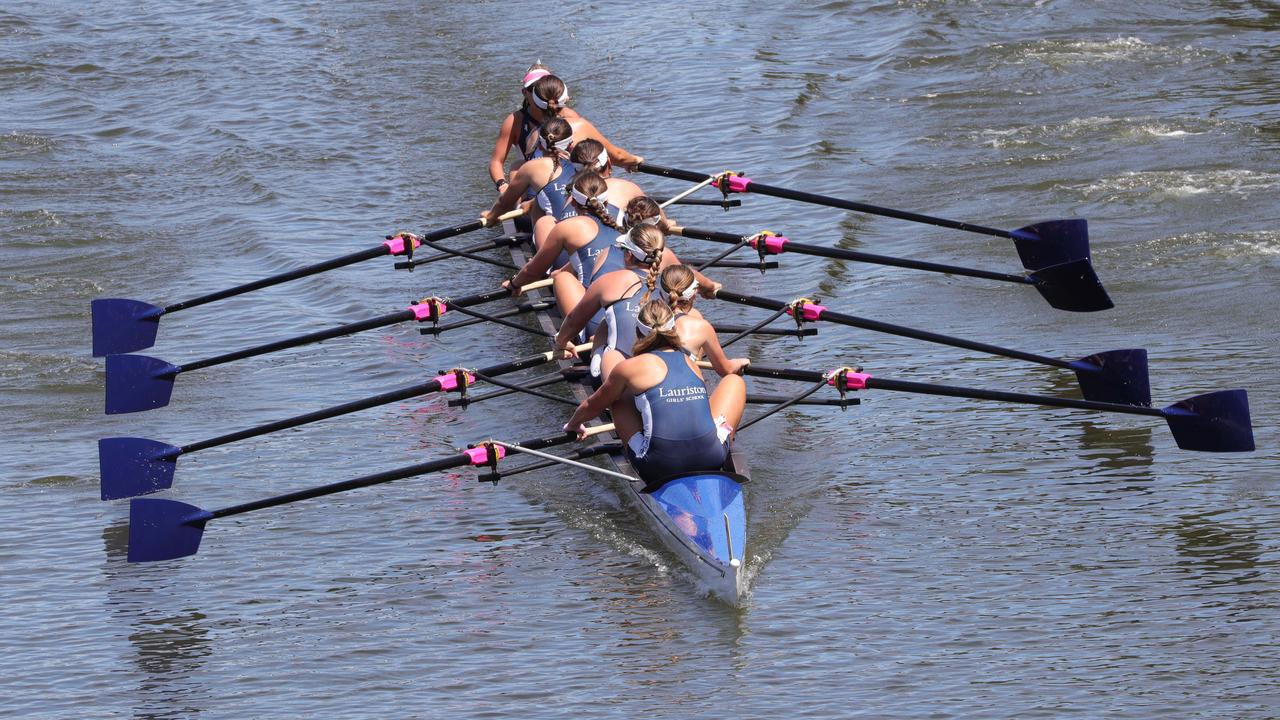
180, 287, 513, 373
164, 246, 388, 313
863, 376, 1167, 418
679, 227, 1031, 285
743, 180, 1014, 240
714, 290, 1073, 370
208, 432, 577, 520
636, 162, 1016, 240
179, 310, 413, 373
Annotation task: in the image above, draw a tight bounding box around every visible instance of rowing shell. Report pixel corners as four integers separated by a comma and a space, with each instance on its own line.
508, 235, 750, 604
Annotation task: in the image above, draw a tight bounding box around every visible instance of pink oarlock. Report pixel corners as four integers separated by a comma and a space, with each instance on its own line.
464, 444, 506, 465
382, 234, 421, 256
785, 300, 827, 322
436, 370, 475, 392
408, 297, 448, 322
827, 368, 871, 390
749, 233, 789, 255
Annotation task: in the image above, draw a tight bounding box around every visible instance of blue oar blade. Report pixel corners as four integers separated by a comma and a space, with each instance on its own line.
91, 299, 164, 357
1069, 349, 1151, 406
127, 498, 213, 562
1163, 389, 1254, 452
1011, 219, 1090, 270
1028, 258, 1114, 312
105, 354, 180, 414
99, 438, 181, 500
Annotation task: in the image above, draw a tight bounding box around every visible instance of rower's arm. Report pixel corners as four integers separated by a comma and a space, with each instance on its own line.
699, 320, 748, 377
565, 371, 627, 431
488, 112, 519, 187
485, 162, 536, 219
554, 283, 604, 351
576, 117, 642, 169
511, 222, 567, 288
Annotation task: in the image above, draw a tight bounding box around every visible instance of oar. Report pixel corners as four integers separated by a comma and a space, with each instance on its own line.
636, 162, 1088, 270
714, 290, 1150, 406
126, 424, 615, 563
90, 210, 525, 357
99, 342, 593, 500
738, 364, 1254, 453
675, 226, 1112, 313
104, 279, 553, 414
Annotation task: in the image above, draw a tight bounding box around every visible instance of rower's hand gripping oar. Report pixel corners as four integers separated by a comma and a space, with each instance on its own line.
100, 342, 593, 500
103, 278, 554, 414
675, 226, 1112, 313
737, 364, 1254, 453
636, 162, 1091, 271
90, 209, 527, 357
125, 424, 615, 563
713, 290, 1151, 406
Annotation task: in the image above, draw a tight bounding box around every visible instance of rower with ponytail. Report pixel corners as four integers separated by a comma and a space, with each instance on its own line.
482, 116, 576, 246
571, 139, 651, 218
488, 62, 642, 204
562, 295, 748, 484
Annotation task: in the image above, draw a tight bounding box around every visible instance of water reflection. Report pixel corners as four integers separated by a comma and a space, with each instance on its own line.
101, 523, 213, 720
1171, 512, 1265, 588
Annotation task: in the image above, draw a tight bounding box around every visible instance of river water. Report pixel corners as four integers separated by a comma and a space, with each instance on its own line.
2, 1, 1277, 717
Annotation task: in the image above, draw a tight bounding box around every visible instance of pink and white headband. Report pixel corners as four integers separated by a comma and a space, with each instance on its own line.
522, 69, 551, 88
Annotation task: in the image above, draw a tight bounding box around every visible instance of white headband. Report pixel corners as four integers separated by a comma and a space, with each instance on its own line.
571, 187, 608, 207
625, 213, 661, 228
635, 316, 677, 335
538, 134, 572, 152
615, 230, 658, 263
678, 280, 699, 300
531, 85, 569, 110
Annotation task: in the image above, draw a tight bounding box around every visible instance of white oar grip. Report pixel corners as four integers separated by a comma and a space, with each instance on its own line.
519, 277, 554, 293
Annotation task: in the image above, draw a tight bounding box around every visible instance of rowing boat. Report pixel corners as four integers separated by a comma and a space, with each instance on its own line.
508, 235, 750, 603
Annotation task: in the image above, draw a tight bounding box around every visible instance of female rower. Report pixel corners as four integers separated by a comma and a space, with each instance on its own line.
550, 225, 725, 377
481, 117, 576, 246
562, 297, 747, 483
503, 171, 624, 314
569, 139, 647, 217
488, 65, 642, 195
655, 264, 749, 374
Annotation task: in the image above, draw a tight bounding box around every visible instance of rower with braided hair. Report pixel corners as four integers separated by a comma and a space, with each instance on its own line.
656, 264, 749, 372
551, 225, 727, 380
562, 297, 747, 483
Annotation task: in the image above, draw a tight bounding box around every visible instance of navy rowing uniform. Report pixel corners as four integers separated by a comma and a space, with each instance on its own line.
515, 106, 538, 161
536, 162, 578, 221
589, 270, 646, 375
626, 350, 730, 482
570, 217, 620, 287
